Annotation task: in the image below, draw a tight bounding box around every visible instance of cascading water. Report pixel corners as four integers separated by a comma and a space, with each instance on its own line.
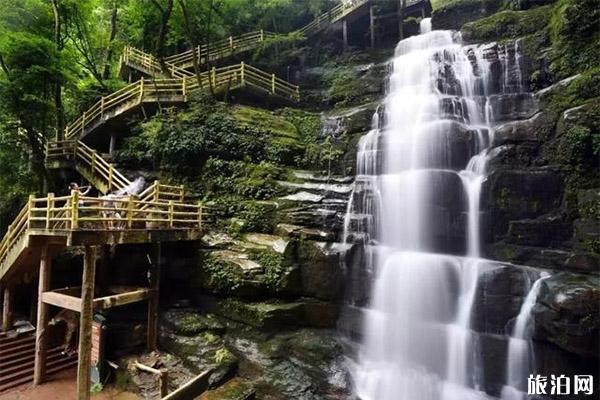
501, 274, 549, 400
343, 18, 535, 400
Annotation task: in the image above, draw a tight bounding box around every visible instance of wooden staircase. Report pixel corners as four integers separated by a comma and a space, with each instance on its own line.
0, 332, 77, 392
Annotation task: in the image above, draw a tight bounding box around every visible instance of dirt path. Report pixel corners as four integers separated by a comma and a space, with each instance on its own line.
0, 369, 140, 400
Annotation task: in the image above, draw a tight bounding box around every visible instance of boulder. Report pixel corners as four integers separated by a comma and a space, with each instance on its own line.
472, 264, 533, 334
217, 299, 339, 330
292, 240, 346, 301
493, 112, 546, 146
533, 273, 600, 358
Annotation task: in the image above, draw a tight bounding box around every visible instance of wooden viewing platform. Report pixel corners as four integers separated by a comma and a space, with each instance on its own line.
0, 191, 203, 284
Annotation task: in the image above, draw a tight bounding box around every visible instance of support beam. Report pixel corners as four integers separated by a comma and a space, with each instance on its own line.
342, 19, 349, 51
147, 243, 161, 351
370, 5, 376, 48
93, 288, 150, 310
2, 285, 13, 331
398, 0, 405, 41
77, 246, 96, 400
42, 291, 82, 312
34, 246, 52, 385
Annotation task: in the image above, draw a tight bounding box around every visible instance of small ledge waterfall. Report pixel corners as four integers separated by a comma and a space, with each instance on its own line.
343, 19, 544, 400
501, 274, 549, 400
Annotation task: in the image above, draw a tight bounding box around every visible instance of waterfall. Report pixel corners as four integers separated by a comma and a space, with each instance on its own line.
344, 17, 532, 400
501, 274, 549, 400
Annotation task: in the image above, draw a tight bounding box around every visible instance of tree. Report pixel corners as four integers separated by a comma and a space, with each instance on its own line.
149, 0, 174, 74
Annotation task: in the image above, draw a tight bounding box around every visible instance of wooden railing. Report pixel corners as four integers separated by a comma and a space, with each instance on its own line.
163, 30, 278, 69
296, 0, 371, 36
139, 181, 186, 204
122, 54, 299, 101
63, 78, 187, 140
46, 140, 131, 193
0, 192, 203, 276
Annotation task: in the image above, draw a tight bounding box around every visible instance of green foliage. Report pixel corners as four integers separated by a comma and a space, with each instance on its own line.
549, 0, 600, 77
461, 6, 553, 42
200, 253, 243, 292
556, 125, 596, 167
248, 248, 286, 290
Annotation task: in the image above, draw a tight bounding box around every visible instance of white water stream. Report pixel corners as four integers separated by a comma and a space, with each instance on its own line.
343, 18, 541, 400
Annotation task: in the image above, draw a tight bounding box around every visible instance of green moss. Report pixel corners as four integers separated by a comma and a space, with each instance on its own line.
548, 0, 600, 77
232, 105, 298, 139
432, 0, 505, 30
461, 6, 553, 42
198, 252, 244, 293
247, 248, 287, 290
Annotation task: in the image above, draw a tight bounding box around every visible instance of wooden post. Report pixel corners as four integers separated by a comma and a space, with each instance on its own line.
229, 36, 233, 50
168, 201, 174, 228
197, 203, 203, 229
398, 0, 405, 41
76, 246, 96, 400
182, 78, 187, 99
34, 245, 52, 385
108, 165, 114, 191
342, 19, 349, 51
154, 180, 160, 202
46, 193, 54, 229
271, 74, 276, 94
28, 194, 35, 228
91, 152, 96, 175
240, 62, 245, 86
139, 79, 144, 103
127, 196, 134, 228
147, 243, 161, 351
2, 286, 13, 331
211, 67, 216, 87
370, 5, 376, 48
71, 191, 79, 229
260, 29, 264, 41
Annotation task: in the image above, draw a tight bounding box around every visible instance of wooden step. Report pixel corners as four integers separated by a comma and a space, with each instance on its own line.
0, 347, 66, 376
0, 357, 77, 393
0, 334, 35, 349
0, 340, 37, 357
0, 352, 75, 385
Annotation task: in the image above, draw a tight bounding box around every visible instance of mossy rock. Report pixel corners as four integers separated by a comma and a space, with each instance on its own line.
461, 5, 553, 42
200, 378, 255, 400
432, 0, 504, 30
161, 310, 225, 336
533, 272, 600, 358
217, 299, 338, 330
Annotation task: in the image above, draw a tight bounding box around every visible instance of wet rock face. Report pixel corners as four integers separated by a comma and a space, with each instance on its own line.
227, 329, 349, 400
533, 273, 600, 358
472, 264, 533, 334
482, 168, 565, 241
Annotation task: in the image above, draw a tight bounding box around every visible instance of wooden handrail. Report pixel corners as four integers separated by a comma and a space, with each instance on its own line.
0, 191, 204, 278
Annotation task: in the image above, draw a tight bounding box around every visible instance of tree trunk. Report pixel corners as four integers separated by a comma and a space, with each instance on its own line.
50, 0, 65, 140
177, 0, 203, 89
205, 0, 215, 95
151, 0, 174, 75
102, 0, 118, 80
